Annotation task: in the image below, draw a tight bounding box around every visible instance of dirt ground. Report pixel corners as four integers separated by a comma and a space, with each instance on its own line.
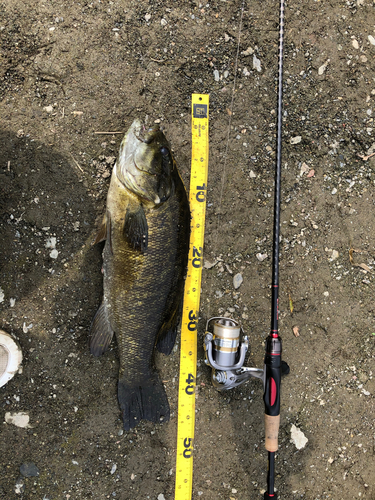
1, 0, 375, 499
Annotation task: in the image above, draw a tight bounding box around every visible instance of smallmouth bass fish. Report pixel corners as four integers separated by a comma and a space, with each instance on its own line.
90, 119, 190, 430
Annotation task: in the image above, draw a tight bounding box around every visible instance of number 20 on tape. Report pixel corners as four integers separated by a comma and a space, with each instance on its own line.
174, 94, 209, 500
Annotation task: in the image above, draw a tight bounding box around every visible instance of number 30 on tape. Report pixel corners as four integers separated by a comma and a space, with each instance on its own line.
174, 94, 209, 500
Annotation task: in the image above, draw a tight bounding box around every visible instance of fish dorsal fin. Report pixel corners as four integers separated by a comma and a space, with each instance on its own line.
124, 204, 148, 252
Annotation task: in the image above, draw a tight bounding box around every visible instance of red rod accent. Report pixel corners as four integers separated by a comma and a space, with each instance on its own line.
270, 377, 277, 406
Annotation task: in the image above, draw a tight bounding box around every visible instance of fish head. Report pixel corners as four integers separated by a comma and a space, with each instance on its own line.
116, 119, 175, 206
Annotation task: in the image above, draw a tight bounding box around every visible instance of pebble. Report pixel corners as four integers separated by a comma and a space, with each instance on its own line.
111, 464, 117, 474
331, 188, 337, 195
20, 462, 39, 477
204, 259, 218, 269
5, 411, 31, 428
249, 170, 256, 178
15, 477, 25, 495
145, 13, 151, 22
157, 495, 166, 500
300, 162, 309, 176
368, 35, 375, 46
49, 249, 59, 259
256, 253, 268, 262
352, 39, 359, 49
160, 18, 167, 26
233, 273, 243, 290
253, 54, 261, 72
290, 424, 308, 450
0, 287, 4, 303
43, 105, 53, 113
241, 47, 254, 56
214, 69, 220, 82
318, 59, 330, 75
290, 136, 302, 144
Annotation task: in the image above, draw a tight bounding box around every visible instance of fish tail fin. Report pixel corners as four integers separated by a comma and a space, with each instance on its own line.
118, 372, 170, 430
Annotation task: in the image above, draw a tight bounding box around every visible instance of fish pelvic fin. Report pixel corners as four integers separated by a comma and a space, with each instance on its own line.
89, 301, 114, 356
118, 372, 170, 430
124, 204, 148, 252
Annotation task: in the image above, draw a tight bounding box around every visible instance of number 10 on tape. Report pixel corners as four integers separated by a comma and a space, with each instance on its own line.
174, 94, 209, 500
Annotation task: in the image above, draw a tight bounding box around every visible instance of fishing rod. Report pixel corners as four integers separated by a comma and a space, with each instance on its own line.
263, 0, 286, 497
203, 0, 288, 498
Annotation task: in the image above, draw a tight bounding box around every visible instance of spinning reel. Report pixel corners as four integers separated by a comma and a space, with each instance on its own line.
203, 317, 265, 390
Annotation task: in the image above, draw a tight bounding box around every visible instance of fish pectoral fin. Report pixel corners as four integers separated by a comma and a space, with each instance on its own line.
92, 213, 108, 245
89, 302, 114, 356
124, 204, 148, 252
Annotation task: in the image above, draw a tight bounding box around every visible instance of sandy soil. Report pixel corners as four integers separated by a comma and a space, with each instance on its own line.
1, 0, 374, 499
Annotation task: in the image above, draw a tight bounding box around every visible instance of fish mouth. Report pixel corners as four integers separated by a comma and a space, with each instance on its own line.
117, 119, 172, 205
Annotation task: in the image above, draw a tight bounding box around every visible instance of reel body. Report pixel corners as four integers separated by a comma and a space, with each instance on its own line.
204, 317, 264, 390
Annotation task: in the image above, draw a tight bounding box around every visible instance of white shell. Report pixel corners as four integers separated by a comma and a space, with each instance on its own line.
0, 330, 23, 388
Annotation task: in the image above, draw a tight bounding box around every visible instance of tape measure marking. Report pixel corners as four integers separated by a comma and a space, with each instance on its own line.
174, 94, 209, 500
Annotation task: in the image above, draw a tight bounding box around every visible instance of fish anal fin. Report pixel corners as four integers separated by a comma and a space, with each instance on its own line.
118, 372, 170, 430
89, 301, 114, 356
156, 325, 178, 355
124, 204, 148, 252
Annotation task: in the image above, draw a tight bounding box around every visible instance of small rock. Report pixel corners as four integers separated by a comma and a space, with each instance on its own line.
329, 250, 339, 261
243, 67, 250, 77
20, 462, 39, 478
49, 249, 59, 259
293, 326, 300, 337
5, 411, 31, 428
290, 424, 308, 449
160, 18, 167, 26
158, 495, 166, 500
256, 253, 268, 262
249, 170, 256, 178
233, 273, 243, 290
215, 290, 223, 298
0, 288, 4, 303
10, 298, 16, 307
214, 69, 220, 82
318, 59, 330, 75
352, 39, 359, 49
331, 187, 337, 195
368, 35, 375, 46
45, 237, 57, 249
111, 464, 117, 474
241, 47, 254, 56
290, 136, 302, 145
253, 54, 261, 72
43, 105, 53, 113
145, 13, 151, 22
15, 477, 25, 495
204, 259, 218, 269
299, 162, 309, 176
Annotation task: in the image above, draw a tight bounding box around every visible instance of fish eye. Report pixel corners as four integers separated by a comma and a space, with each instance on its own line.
160, 146, 169, 156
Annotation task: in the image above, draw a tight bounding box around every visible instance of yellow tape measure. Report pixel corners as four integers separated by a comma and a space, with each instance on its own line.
174, 94, 209, 500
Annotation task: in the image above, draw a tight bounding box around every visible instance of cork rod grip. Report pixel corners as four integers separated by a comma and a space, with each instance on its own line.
264, 414, 280, 452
